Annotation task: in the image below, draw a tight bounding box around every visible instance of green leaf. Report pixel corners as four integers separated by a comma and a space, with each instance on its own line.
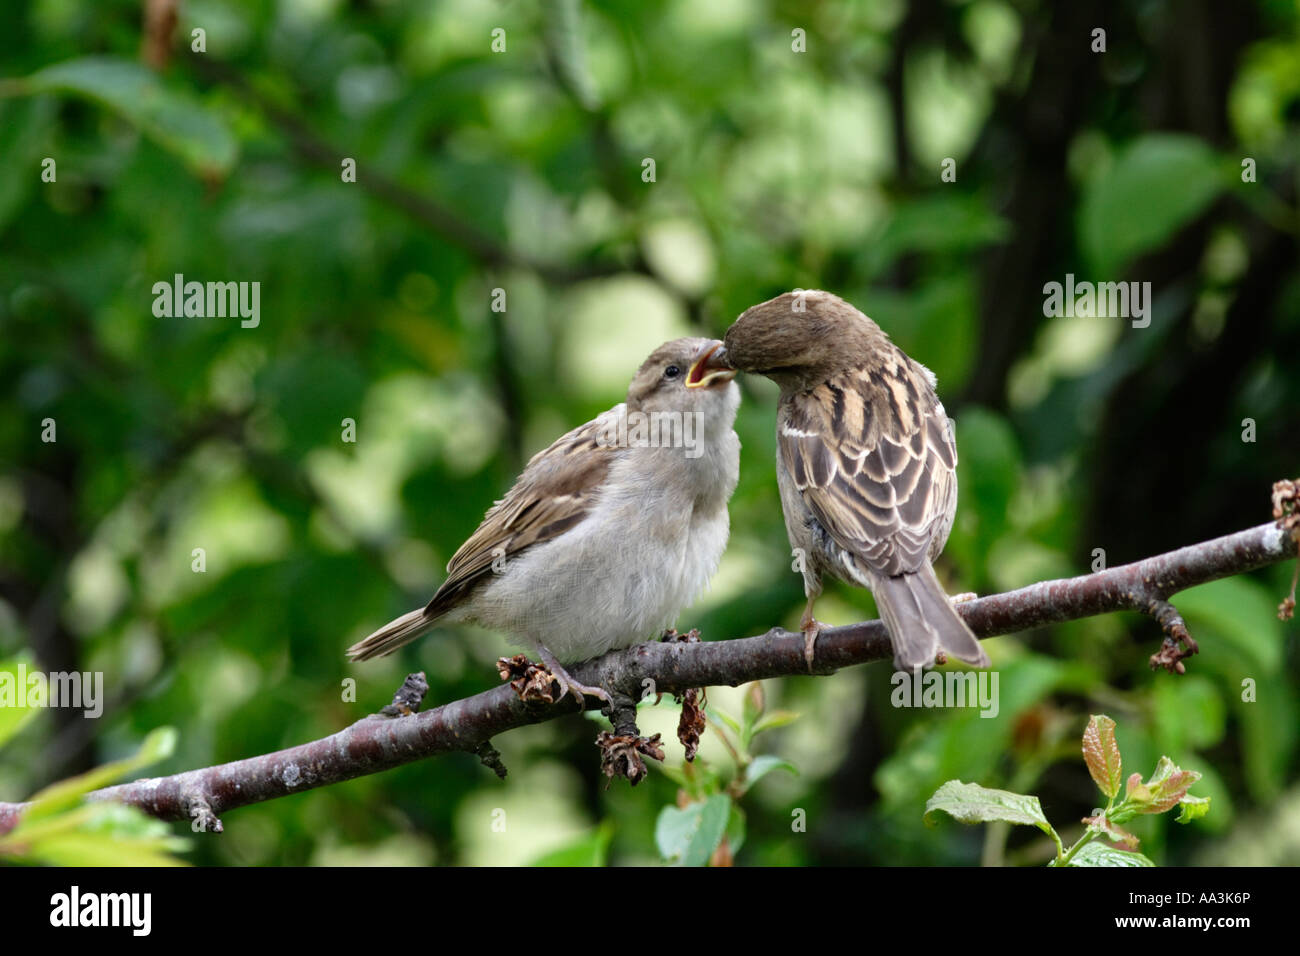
545, 0, 601, 110
0, 804, 99, 850
876, 656, 1070, 815
923, 780, 1056, 841
134, 727, 178, 765
1114, 755, 1203, 822
1064, 841, 1155, 867
724, 803, 746, 857
655, 794, 731, 867
951, 407, 1021, 559
1178, 577, 1285, 671
14, 831, 188, 867
2, 731, 185, 866
1153, 675, 1226, 754
740, 682, 765, 748
528, 824, 613, 867
21, 727, 178, 822
1081, 714, 1123, 799
0, 656, 42, 749
1079, 134, 1225, 274
0, 99, 53, 234
79, 802, 176, 840
740, 754, 799, 792
706, 706, 742, 739
1139, 756, 1202, 814
6, 57, 237, 179
1176, 762, 1230, 833
1176, 794, 1211, 824
750, 710, 801, 737
1176, 577, 1294, 802
0, 803, 188, 867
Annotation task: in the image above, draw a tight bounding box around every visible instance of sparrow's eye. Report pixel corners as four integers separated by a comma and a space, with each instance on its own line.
663, 365, 681, 380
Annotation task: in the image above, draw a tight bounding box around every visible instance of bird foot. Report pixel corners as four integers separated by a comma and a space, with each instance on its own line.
535, 647, 611, 708
950, 592, 978, 604
800, 619, 824, 672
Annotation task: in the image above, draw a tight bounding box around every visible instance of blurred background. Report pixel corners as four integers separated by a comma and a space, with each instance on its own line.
1, 0, 1298, 866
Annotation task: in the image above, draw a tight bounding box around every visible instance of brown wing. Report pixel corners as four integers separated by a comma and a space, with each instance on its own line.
778, 356, 956, 580
424, 408, 621, 616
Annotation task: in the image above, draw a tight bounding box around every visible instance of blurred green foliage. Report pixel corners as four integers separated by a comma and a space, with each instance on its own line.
1, 0, 1297, 866
0, 671, 186, 867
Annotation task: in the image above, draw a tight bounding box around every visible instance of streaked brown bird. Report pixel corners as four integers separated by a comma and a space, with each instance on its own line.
720, 290, 988, 672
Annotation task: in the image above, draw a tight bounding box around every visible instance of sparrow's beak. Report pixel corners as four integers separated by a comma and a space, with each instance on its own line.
686, 343, 736, 389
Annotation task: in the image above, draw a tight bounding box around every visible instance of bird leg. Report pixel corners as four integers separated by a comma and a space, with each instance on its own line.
799, 596, 824, 672
535, 645, 612, 708
949, 592, 978, 604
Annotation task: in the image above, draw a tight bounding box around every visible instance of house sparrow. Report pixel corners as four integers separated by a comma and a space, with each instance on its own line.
720, 290, 988, 672
347, 338, 740, 704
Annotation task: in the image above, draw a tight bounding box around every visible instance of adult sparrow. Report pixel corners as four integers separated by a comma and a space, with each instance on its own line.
720, 290, 988, 671
347, 338, 740, 703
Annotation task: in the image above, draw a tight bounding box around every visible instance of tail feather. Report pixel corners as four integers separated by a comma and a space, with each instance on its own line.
346, 608, 435, 661
871, 564, 989, 670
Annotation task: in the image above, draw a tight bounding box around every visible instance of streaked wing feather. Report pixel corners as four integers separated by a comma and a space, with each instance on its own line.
424, 411, 619, 615
779, 360, 956, 578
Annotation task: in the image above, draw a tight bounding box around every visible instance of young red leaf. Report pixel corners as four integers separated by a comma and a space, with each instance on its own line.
1082, 715, 1123, 799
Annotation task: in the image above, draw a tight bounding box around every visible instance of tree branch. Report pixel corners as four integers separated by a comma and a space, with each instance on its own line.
0, 519, 1295, 836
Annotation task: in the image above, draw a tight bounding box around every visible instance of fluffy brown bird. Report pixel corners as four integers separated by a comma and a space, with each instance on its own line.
721, 290, 988, 671
346, 337, 740, 704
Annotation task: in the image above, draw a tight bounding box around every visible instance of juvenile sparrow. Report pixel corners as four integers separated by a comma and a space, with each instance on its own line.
347, 338, 740, 703
720, 290, 988, 671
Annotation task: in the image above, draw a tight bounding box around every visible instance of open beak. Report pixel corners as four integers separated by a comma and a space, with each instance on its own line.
685, 342, 736, 389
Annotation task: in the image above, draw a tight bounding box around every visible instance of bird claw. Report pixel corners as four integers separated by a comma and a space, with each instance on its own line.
950, 591, 978, 604
535, 648, 611, 708
560, 675, 612, 707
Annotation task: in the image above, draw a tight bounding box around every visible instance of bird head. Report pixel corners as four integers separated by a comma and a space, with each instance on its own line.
720, 290, 889, 392
627, 337, 737, 413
